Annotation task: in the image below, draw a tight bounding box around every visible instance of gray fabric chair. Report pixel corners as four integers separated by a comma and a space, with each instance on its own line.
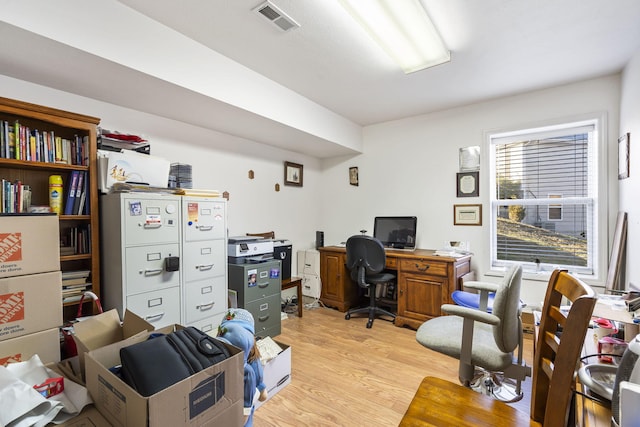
344, 235, 396, 328
415, 264, 531, 400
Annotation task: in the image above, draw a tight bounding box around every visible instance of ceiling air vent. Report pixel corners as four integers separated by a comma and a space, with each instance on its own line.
254, 1, 300, 32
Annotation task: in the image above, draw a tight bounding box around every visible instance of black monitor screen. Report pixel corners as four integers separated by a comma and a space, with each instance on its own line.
373, 216, 417, 249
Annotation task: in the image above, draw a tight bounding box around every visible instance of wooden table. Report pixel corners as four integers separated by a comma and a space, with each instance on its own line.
282, 276, 303, 318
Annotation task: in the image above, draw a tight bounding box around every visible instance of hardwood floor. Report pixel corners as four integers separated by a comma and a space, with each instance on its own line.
253, 306, 534, 426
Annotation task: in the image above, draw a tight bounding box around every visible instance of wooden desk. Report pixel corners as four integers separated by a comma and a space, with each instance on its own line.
282, 276, 303, 318
318, 246, 471, 329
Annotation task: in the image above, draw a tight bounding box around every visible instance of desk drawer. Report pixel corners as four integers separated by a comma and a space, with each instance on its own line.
385, 257, 397, 269
399, 259, 447, 276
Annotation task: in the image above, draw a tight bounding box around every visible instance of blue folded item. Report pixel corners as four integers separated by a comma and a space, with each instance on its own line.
452, 290, 495, 312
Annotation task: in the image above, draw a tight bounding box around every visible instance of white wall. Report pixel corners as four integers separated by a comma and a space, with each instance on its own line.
319, 75, 622, 307
619, 49, 640, 290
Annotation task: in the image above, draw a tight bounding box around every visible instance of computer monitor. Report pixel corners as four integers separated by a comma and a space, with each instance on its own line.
373, 216, 417, 250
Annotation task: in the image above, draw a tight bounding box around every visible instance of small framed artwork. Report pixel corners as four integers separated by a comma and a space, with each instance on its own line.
349, 166, 359, 186
454, 204, 482, 226
284, 161, 303, 187
457, 171, 479, 197
618, 132, 630, 180
459, 146, 480, 171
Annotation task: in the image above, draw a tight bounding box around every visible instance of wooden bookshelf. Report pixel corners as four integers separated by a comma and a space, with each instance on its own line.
0, 96, 101, 321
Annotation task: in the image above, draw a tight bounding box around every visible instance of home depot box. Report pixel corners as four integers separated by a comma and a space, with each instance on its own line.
71, 308, 154, 379
0, 271, 62, 341
255, 340, 291, 409
0, 327, 60, 366
85, 326, 243, 427
0, 214, 59, 278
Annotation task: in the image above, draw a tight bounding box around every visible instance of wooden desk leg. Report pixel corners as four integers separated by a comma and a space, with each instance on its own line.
297, 280, 303, 318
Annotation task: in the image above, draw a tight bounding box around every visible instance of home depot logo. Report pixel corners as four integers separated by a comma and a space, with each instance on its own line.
0, 353, 21, 366
0, 233, 22, 263
0, 292, 25, 324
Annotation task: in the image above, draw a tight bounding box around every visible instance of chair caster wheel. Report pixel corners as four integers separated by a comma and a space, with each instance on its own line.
345, 313, 351, 320
366, 320, 373, 328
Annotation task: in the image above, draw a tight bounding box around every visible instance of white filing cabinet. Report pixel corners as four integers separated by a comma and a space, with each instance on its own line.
180, 196, 228, 334
100, 193, 228, 331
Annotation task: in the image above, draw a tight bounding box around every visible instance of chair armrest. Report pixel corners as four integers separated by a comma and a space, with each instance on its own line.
462, 281, 499, 293
441, 304, 500, 326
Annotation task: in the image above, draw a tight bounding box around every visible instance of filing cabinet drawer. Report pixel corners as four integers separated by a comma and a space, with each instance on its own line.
246, 293, 281, 337
188, 314, 224, 336
124, 244, 180, 294
399, 259, 447, 276
183, 276, 227, 324
183, 199, 226, 242
182, 240, 226, 282
126, 286, 181, 328
123, 196, 180, 246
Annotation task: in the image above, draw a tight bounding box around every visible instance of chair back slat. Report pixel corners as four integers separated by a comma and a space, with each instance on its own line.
530, 269, 596, 427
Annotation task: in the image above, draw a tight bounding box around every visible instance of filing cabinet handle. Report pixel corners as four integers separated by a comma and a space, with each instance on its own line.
197, 225, 213, 231
197, 264, 214, 271
196, 301, 215, 310
142, 223, 162, 229
143, 268, 163, 275
258, 282, 269, 289
258, 315, 269, 322
144, 312, 165, 321
415, 263, 430, 272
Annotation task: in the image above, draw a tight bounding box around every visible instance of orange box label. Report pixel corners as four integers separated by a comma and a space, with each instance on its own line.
0, 233, 22, 263
0, 353, 21, 366
0, 291, 25, 324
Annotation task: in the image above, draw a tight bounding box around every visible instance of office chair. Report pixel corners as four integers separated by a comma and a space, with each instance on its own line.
344, 235, 396, 328
415, 264, 531, 401
400, 269, 597, 427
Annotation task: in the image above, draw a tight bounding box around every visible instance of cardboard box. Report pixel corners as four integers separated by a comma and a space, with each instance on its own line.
0, 327, 60, 366
255, 340, 291, 409
0, 214, 60, 278
0, 271, 62, 341
85, 326, 243, 426
71, 308, 154, 379
521, 310, 535, 336
55, 405, 112, 427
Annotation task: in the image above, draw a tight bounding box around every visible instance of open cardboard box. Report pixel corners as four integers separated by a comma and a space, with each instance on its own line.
70, 308, 154, 380
255, 340, 291, 409
85, 324, 243, 426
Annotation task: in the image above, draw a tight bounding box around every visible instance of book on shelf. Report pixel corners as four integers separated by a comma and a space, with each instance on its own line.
62, 277, 89, 286
72, 171, 84, 214
61, 269, 91, 280
64, 170, 79, 215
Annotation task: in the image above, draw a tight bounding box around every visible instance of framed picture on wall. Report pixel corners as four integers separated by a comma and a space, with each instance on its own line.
349, 166, 359, 186
456, 171, 479, 197
618, 132, 630, 180
454, 204, 482, 226
284, 161, 303, 186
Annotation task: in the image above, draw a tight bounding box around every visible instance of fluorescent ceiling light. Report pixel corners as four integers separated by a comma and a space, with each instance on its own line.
339, 0, 450, 73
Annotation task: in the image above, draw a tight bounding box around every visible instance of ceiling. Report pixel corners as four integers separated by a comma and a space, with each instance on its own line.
2, 0, 640, 158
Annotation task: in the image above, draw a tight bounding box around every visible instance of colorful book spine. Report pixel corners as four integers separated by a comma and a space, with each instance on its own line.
73, 171, 84, 215
64, 171, 79, 215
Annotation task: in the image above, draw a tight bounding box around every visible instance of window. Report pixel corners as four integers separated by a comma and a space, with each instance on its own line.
489, 118, 600, 276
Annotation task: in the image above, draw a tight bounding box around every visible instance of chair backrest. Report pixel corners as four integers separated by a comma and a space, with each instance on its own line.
490, 264, 523, 353
345, 235, 386, 286
530, 269, 596, 427
246, 231, 275, 239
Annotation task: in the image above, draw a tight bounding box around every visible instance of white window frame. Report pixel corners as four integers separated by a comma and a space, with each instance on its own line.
488, 114, 607, 280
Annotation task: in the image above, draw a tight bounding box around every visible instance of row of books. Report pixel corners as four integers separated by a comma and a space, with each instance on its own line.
62, 269, 92, 303
0, 179, 30, 213
60, 225, 92, 255
0, 120, 88, 165
64, 170, 90, 215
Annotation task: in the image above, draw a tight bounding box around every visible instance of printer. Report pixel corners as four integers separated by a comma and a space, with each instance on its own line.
228, 236, 274, 264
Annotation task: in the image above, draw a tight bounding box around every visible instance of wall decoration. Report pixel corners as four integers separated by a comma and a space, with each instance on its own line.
457, 171, 479, 197
349, 166, 359, 186
284, 161, 303, 187
454, 204, 482, 226
618, 132, 630, 180
275, 183, 280, 192
459, 146, 480, 171
248, 170, 254, 179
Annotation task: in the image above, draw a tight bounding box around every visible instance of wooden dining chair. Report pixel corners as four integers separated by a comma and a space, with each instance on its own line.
399, 269, 597, 427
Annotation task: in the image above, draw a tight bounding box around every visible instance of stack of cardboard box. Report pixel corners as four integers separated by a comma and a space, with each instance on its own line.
0, 214, 62, 366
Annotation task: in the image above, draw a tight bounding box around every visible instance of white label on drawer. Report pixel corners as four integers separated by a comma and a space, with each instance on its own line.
259, 271, 269, 279
200, 247, 212, 255
148, 297, 163, 307
201, 286, 213, 294
201, 209, 211, 215
147, 252, 161, 261
145, 214, 161, 224
260, 303, 269, 311
146, 206, 160, 214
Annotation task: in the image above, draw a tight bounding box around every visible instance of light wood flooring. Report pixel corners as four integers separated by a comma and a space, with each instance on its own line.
253, 305, 534, 426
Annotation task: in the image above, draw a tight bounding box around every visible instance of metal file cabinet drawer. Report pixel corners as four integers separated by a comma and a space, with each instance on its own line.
126, 286, 181, 328
124, 244, 181, 295
182, 239, 226, 282
123, 196, 181, 246
183, 276, 227, 324
228, 261, 281, 303
189, 314, 224, 336
182, 199, 226, 242
246, 293, 281, 337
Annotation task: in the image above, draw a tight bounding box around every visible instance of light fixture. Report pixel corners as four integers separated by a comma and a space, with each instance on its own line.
339, 0, 450, 73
